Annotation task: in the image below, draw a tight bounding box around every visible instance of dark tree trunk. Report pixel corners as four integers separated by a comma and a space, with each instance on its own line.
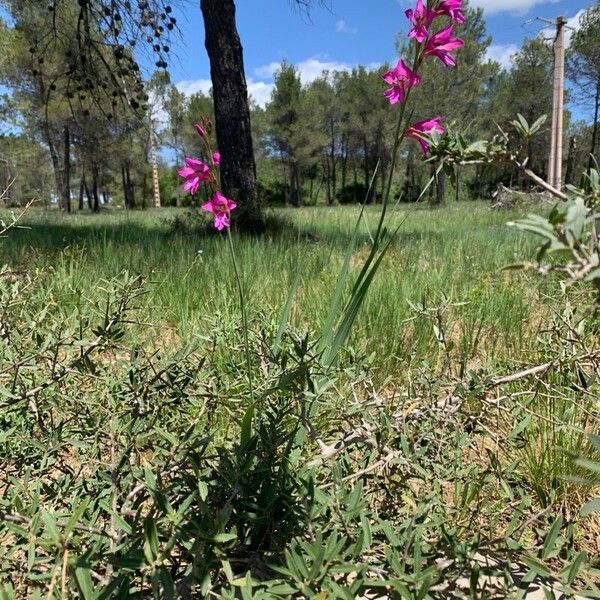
432, 167, 445, 206
121, 163, 135, 209
341, 140, 348, 190
84, 177, 92, 210
141, 174, 148, 210
58, 125, 72, 213
39, 82, 70, 212
323, 158, 332, 205
92, 165, 100, 212
289, 163, 300, 207
200, 0, 264, 232
330, 121, 336, 203
455, 167, 460, 203
121, 165, 128, 207
565, 136, 577, 186
362, 137, 371, 203
589, 80, 600, 175
78, 177, 85, 210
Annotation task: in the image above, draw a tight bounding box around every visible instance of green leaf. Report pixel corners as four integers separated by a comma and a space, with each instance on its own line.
580, 498, 600, 517
271, 267, 301, 354
542, 515, 563, 559
75, 567, 95, 600
40, 512, 61, 546
143, 516, 159, 564
565, 552, 587, 585
212, 532, 237, 544
240, 404, 254, 447
521, 557, 551, 578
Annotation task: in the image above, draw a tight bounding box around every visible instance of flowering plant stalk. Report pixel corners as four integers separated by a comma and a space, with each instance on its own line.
178, 119, 254, 407
319, 1, 464, 374
178, 0, 465, 436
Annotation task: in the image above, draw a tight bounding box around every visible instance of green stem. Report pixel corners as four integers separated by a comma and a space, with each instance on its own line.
226, 228, 254, 402
374, 47, 422, 244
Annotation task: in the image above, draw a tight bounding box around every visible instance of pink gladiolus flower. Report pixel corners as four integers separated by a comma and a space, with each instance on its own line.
435, 0, 465, 24
201, 191, 237, 231
194, 123, 206, 138
424, 25, 464, 68
178, 157, 212, 195
405, 116, 444, 154
405, 0, 436, 43
382, 60, 421, 105
212, 151, 221, 166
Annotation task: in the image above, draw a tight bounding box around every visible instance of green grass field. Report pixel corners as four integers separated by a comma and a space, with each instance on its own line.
1, 201, 599, 597
0, 202, 547, 378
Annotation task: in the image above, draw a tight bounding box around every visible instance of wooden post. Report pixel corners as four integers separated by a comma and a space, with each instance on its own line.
149, 119, 161, 208
547, 16, 567, 190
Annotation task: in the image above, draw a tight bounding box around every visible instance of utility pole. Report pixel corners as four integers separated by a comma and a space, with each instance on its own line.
547, 16, 567, 190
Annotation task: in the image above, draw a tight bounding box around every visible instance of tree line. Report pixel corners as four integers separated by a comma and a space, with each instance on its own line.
0, 0, 598, 217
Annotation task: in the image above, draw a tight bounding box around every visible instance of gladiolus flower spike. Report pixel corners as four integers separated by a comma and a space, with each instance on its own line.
405, 0, 436, 43
405, 117, 444, 155
202, 191, 237, 232
178, 157, 212, 195
383, 60, 422, 105
435, 0, 465, 24
424, 25, 464, 68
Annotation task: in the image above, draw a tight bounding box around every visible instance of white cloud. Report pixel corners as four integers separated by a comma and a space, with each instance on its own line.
255, 57, 381, 86
335, 20, 358, 34
169, 57, 383, 112
173, 77, 273, 108
247, 80, 274, 107
254, 62, 281, 80
470, 0, 560, 14
175, 78, 212, 97
485, 43, 519, 69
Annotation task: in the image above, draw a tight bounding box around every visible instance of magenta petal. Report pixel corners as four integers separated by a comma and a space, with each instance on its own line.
214, 214, 230, 231
182, 177, 201, 195
384, 88, 401, 104
382, 71, 397, 85
178, 166, 195, 178
185, 157, 209, 170
201, 201, 215, 214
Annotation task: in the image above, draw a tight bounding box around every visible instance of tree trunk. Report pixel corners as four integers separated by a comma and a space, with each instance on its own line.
323, 158, 331, 205
432, 167, 445, 206
61, 125, 71, 212
589, 79, 600, 175
92, 165, 100, 213
85, 178, 92, 210
455, 167, 460, 203
565, 136, 577, 186
289, 163, 300, 207
330, 121, 336, 204
362, 137, 371, 203
200, 0, 264, 232
78, 177, 85, 210
341, 137, 348, 190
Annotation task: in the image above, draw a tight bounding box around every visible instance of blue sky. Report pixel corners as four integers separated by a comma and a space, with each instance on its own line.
163, 0, 595, 119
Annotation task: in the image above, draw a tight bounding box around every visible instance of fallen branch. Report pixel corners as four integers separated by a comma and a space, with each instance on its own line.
487, 361, 554, 389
